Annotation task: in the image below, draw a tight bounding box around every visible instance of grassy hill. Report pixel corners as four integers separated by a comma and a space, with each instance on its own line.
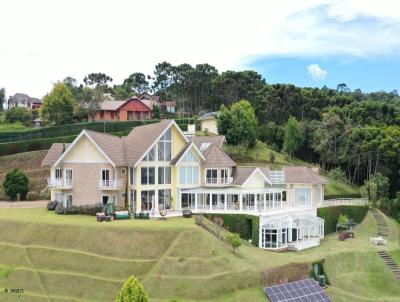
0, 150, 49, 199
0, 208, 399, 301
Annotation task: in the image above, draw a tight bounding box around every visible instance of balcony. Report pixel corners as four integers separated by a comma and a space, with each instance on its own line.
205, 177, 233, 185
47, 178, 73, 189
99, 179, 124, 190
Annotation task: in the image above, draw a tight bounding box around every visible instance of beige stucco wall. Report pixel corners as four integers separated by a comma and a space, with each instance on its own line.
50, 134, 128, 207
200, 118, 218, 134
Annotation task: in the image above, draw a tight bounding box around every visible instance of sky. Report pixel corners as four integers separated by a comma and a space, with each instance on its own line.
1, 0, 400, 98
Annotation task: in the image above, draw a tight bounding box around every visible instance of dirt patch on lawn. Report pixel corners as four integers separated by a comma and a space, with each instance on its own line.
260, 262, 311, 286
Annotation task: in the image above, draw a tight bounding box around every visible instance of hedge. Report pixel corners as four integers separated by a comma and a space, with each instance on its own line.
317, 205, 369, 234
0, 118, 195, 143
0, 121, 191, 156
324, 193, 361, 199
207, 214, 259, 247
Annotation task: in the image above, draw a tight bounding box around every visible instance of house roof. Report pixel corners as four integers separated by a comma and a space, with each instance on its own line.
85, 130, 126, 166
231, 167, 258, 185
123, 120, 174, 166
41, 143, 70, 166
199, 111, 219, 121
170, 142, 205, 165
201, 143, 236, 167
188, 135, 225, 150
10, 93, 41, 104
283, 166, 328, 184
99, 100, 127, 111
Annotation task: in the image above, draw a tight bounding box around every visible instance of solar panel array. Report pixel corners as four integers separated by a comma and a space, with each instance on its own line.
264, 278, 331, 302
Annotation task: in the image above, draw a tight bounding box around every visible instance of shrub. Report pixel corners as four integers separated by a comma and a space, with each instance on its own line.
40, 187, 51, 200
226, 233, 241, 253
261, 263, 310, 286
327, 167, 347, 182
116, 275, 148, 302
26, 191, 40, 201
55, 203, 64, 214
317, 205, 368, 234
63, 205, 79, 215
47, 201, 58, 211
207, 214, 259, 246
5, 107, 32, 126
2, 168, 29, 201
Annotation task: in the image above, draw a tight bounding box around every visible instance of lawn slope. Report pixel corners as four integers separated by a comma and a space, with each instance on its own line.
0, 208, 399, 301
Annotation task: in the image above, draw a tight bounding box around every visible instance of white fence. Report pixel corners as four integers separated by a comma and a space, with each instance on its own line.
319, 198, 368, 208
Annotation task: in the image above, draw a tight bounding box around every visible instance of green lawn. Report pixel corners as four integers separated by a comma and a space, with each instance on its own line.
0, 208, 399, 301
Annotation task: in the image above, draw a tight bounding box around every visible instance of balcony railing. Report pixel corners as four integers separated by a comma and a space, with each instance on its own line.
205, 177, 233, 185
99, 179, 123, 190
47, 178, 73, 188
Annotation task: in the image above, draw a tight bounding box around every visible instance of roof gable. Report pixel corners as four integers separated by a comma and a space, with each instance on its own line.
171, 142, 205, 165
53, 130, 117, 167
201, 143, 236, 167
189, 135, 225, 150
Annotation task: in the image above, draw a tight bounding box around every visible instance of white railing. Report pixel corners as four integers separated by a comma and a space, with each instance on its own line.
206, 177, 233, 185
319, 198, 368, 208
206, 178, 218, 184
98, 179, 124, 189
47, 178, 73, 188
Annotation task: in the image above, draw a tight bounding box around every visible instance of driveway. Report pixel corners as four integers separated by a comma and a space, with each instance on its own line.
0, 201, 48, 208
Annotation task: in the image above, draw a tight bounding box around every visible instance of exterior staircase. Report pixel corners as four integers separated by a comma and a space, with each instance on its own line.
377, 251, 400, 282
371, 208, 389, 238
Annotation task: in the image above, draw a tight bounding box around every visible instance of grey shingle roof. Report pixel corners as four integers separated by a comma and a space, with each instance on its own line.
123, 120, 173, 166
189, 135, 225, 150
41, 143, 70, 166
283, 166, 327, 184
201, 143, 236, 167
85, 130, 126, 166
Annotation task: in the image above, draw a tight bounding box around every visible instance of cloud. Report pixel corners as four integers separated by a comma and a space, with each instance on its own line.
0, 0, 399, 96
307, 64, 328, 80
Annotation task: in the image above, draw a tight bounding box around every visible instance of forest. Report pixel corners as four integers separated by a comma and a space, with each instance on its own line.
140, 62, 399, 199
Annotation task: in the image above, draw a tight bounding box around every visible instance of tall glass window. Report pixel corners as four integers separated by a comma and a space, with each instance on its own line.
141, 190, 155, 211
141, 167, 155, 185
294, 188, 312, 206
158, 189, 171, 209
158, 167, 171, 185
158, 128, 172, 161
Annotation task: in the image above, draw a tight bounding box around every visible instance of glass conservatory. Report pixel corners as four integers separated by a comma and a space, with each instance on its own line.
260, 214, 324, 250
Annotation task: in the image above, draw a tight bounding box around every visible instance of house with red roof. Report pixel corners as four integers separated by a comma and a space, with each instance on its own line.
94, 97, 152, 121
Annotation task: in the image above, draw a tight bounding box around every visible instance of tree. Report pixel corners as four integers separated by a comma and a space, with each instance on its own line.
115, 276, 148, 302
361, 173, 389, 206
76, 86, 104, 121
2, 168, 29, 201
112, 85, 130, 100
153, 105, 161, 119
5, 107, 32, 126
41, 82, 75, 125
0, 87, 5, 111
123, 73, 149, 94
217, 100, 258, 147
283, 116, 303, 158
83, 73, 113, 88
226, 233, 241, 253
